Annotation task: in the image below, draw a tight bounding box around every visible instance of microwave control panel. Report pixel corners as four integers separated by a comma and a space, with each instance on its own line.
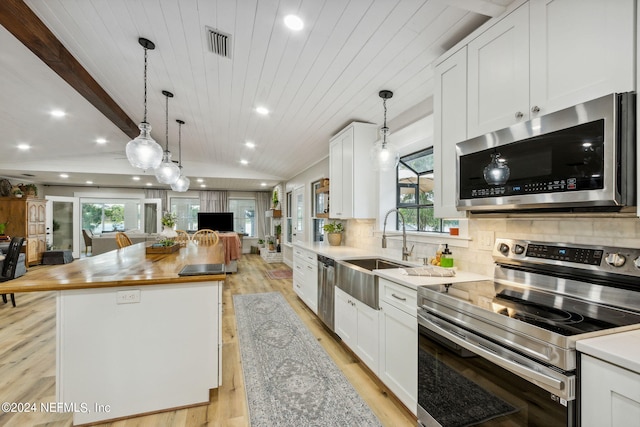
469, 178, 580, 198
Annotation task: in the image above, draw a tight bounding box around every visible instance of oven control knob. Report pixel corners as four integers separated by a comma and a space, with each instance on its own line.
633, 256, 640, 270
513, 244, 525, 255
499, 243, 510, 254
605, 253, 626, 268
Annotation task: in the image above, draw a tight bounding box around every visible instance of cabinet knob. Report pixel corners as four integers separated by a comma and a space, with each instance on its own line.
515, 111, 524, 119
531, 105, 540, 114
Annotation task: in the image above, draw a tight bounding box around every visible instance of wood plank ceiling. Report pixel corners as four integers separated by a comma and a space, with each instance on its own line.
0, 0, 511, 190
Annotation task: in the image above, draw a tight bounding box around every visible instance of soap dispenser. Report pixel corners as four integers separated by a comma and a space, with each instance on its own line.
440, 244, 454, 268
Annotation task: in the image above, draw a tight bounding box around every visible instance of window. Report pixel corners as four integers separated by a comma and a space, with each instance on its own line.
82, 202, 126, 233
170, 198, 199, 231
396, 148, 458, 232
228, 198, 256, 237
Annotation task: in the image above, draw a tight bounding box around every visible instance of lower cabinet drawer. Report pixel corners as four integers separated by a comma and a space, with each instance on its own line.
379, 278, 416, 316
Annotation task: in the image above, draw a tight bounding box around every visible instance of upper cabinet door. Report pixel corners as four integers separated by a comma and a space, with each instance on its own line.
434, 47, 468, 219
467, 3, 530, 139
529, 0, 635, 115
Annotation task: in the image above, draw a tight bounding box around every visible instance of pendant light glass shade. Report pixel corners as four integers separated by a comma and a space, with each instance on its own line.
126, 38, 164, 170
154, 90, 180, 184
126, 122, 163, 170
370, 90, 399, 172
171, 169, 190, 192
171, 119, 190, 192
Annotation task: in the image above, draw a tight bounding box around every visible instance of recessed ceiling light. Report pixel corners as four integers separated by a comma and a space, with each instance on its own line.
60, 173, 69, 178
86, 180, 93, 184
96, 138, 107, 144
240, 159, 249, 165
196, 178, 204, 183
245, 141, 256, 148
146, 182, 153, 186
255, 106, 269, 116
17, 143, 30, 150
50, 109, 66, 118
261, 182, 267, 187
200, 184, 207, 188
284, 15, 304, 31
132, 176, 141, 181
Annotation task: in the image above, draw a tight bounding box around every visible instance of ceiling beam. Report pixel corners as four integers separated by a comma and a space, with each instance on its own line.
0, 0, 139, 139
442, 0, 507, 17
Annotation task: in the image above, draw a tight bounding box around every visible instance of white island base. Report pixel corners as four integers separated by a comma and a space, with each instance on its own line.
56, 281, 222, 425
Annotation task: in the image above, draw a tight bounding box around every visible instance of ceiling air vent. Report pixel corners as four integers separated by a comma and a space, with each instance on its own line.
206, 27, 231, 59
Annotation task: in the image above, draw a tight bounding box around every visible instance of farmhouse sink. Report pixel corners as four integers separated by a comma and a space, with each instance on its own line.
336, 257, 413, 309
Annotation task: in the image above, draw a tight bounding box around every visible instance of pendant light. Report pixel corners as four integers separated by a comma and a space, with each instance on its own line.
125, 38, 164, 170
171, 119, 190, 192
154, 90, 181, 184
370, 90, 400, 172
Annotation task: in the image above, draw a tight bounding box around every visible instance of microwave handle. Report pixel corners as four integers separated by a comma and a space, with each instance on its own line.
419, 313, 564, 391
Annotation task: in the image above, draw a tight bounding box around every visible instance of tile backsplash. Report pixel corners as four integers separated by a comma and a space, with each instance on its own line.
346, 215, 640, 276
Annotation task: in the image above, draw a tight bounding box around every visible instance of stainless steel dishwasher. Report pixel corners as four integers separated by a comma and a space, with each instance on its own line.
317, 255, 335, 331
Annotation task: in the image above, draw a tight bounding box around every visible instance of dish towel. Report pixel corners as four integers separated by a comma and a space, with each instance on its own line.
401, 266, 456, 277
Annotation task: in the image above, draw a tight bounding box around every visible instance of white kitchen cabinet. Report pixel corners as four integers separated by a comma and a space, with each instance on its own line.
467, 0, 635, 139
329, 122, 378, 219
335, 287, 379, 374
581, 354, 640, 427
433, 46, 468, 219
378, 278, 417, 415
529, 0, 635, 117
467, 2, 530, 138
292, 246, 318, 313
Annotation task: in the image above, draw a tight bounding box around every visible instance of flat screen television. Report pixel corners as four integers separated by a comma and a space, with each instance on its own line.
197, 212, 234, 232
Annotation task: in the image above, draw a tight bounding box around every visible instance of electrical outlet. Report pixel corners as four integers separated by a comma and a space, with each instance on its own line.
478, 230, 495, 250
116, 289, 140, 304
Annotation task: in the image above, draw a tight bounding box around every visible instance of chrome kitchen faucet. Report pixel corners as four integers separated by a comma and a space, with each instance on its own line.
382, 208, 412, 261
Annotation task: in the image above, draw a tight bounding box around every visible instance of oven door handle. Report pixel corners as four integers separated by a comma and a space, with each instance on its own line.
419, 313, 565, 392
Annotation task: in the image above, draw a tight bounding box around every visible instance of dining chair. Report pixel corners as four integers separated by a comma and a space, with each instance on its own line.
82, 229, 93, 255
0, 236, 26, 307
192, 229, 219, 246
115, 232, 133, 248
174, 230, 191, 246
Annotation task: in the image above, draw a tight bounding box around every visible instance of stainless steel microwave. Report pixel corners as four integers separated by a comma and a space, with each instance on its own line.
456, 93, 636, 212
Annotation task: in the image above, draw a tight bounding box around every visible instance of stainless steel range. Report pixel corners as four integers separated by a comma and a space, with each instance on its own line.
417, 238, 640, 427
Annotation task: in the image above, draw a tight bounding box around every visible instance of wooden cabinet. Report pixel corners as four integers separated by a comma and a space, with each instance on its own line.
329, 122, 378, 219
378, 278, 417, 414
466, 0, 635, 139
0, 197, 46, 265
292, 246, 318, 313
335, 287, 379, 374
433, 47, 468, 219
581, 354, 640, 427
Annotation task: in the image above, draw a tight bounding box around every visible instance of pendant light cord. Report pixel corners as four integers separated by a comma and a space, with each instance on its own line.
143, 46, 148, 123
382, 98, 388, 146
177, 121, 182, 166
165, 93, 169, 151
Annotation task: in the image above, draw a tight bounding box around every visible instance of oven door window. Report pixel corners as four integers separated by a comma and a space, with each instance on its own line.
418, 324, 571, 426
459, 119, 605, 200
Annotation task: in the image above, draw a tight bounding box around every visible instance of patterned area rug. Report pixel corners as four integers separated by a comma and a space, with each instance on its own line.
264, 269, 293, 280
234, 292, 382, 426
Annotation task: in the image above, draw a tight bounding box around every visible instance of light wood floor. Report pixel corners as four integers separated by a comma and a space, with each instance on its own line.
0, 254, 415, 426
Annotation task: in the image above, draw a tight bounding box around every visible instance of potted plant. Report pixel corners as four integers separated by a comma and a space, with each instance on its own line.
257, 238, 265, 248
323, 221, 344, 246
274, 224, 281, 241
12, 188, 23, 198
160, 212, 178, 240
24, 184, 37, 197
0, 221, 8, 236
267, 236, 276, 251
272, 189, 279, 209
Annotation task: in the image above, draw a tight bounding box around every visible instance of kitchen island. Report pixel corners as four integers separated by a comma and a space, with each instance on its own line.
0, 242, 225, 425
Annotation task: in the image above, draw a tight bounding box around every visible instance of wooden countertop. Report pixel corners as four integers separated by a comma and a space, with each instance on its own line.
0, 242, 226, 293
